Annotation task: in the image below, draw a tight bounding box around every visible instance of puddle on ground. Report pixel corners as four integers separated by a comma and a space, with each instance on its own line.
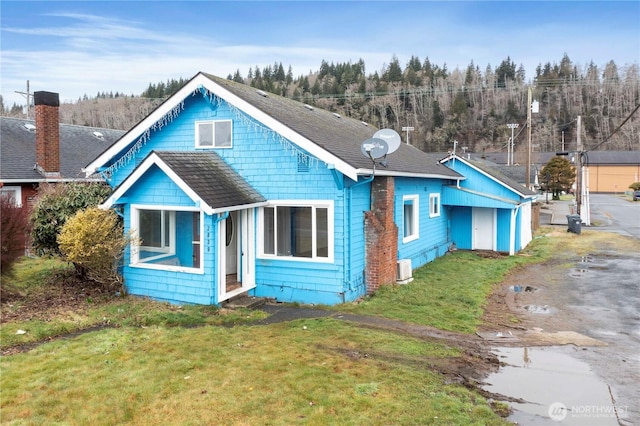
525, 305, 551, 314
483, 347, 620, 425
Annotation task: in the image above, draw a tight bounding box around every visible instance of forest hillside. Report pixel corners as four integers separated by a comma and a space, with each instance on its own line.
2, 53, 638, 156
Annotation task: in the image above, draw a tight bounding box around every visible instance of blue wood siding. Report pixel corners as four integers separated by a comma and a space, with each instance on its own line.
110, 93, 374, 305
447, 160, 518, 200
120, 199, 219, 306
394, 178, 451, 270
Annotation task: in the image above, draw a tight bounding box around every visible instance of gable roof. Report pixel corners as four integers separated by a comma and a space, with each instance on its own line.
85, 72, 461, 182
1, 116, 125, 183
442, 154, 537, 198
102, 151, 266, 214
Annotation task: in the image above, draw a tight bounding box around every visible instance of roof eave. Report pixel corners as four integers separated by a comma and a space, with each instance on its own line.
84, 72, 360, 182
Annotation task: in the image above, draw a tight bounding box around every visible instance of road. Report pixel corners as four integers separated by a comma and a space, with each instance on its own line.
485, 193, 640, 425
588, 193, 640, 238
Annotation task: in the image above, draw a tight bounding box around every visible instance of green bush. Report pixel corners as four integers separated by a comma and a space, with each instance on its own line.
57, 207, 129, 291
629, 182, 640, 191
30, 182, 112, 256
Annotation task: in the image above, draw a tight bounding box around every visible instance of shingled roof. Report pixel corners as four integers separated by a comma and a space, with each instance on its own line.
154, 151, 266, 211
201, 73, 460, 179
86, 72, 461, 182
1, 116, 125, 183
103, 151, 266, 214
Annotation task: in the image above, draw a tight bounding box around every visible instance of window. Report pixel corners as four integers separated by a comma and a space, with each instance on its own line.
195, 120, 232, 148
403, 195, 419, 243
429, 193, 441, 218
131, 206, 202, 270
260, 201, 333, 261
0, 186, 22, 207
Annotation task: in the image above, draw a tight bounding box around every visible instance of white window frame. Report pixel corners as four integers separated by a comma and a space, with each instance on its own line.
258, 200, 334, 263
402, 195, 419, 243
130, 204, 204, 273
195, 120, 232, 149
0, 186, 22, 207
429, 193, 441, 218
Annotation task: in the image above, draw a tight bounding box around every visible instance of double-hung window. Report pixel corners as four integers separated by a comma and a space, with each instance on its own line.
195, 120, 232, 148
131, 205, 202, 271
403, 195, 419, 243
260, 201, 333, 261
429, 193, 441, 218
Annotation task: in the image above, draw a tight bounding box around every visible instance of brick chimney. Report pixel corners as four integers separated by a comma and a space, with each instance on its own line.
34, 91, 60, 177
364, 176, 398, 294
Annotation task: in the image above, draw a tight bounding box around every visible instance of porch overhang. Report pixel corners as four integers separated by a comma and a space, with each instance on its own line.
101, 151, 266, 215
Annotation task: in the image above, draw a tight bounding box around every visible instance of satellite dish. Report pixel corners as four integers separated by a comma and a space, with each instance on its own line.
373, 129, 401, 154
361, 138, 389, 160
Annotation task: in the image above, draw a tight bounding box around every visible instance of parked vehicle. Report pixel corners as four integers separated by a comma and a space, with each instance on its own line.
633, 190, 640, 201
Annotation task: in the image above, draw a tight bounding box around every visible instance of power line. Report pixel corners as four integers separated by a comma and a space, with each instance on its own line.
588, 103, 640, 151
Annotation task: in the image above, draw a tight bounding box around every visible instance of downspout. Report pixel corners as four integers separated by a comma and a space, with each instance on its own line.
346, 174, 375, 295
509, 204, 521, 256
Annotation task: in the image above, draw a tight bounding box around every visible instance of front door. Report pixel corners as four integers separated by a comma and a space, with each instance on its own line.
218, 209, 256, 302
472, 207, 495, 250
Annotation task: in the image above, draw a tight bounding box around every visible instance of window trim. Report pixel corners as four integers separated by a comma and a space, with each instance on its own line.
429, 193, 441, 218
195, 119, 233, 149
402, 194, 419, 243
0, 186, 22, 207
130, 204, 204, 273
258, 200, 334, 263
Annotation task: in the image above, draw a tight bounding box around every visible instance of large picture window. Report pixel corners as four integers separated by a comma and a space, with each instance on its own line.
195, 120, 232, 148
260, 201, 333, 261
131, 206, 202, 270
403, 195, 419, 243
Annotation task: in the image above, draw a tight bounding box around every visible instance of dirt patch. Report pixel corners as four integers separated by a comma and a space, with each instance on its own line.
1, 270, 117, 324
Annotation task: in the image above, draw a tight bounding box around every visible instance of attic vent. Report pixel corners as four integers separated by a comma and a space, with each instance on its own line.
92, 131, 104, 139
23, 123, 36, 131
303, 104, 314, 111
332, 112, 341, 119
256, 89, 268, 97
360, 121, 368, 126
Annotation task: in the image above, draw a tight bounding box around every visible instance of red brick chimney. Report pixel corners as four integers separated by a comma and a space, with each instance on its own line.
34, 91, 60, 177
364, 176, 398, 294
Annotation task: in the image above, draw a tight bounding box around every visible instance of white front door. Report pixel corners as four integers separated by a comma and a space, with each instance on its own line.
218, 209, 256, 302
472, 207, 495, 250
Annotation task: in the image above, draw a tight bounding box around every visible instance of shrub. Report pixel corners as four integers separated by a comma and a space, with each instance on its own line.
0, 194, 30, 275
30, 182, 112, 256
57, 207, 130, 291
629, 182, 640, 191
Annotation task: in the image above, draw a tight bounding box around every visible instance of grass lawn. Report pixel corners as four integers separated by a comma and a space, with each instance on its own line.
7, 227, 619, 425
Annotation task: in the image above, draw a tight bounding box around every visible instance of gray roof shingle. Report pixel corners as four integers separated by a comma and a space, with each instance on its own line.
1, 116, 125, 182
201, 73, 460, 179
153, 151, 266, 210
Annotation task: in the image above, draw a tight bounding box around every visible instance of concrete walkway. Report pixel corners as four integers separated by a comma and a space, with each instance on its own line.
540, 199, 575, 226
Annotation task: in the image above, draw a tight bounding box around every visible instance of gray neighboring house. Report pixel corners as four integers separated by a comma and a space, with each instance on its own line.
0, 91, 125, 213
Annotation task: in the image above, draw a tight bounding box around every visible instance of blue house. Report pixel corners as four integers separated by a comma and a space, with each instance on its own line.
440, 154, 537, 255
85, 72, 469, 306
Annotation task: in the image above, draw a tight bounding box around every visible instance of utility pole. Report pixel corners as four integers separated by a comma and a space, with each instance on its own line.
507, 123, 518, 166
526, 88, 532, 189
15, 80, 33, 119
576, 115, 582, 215
402, 126, 414, 145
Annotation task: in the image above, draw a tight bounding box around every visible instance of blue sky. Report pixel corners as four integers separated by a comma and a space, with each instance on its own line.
1, 1, 638, 108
